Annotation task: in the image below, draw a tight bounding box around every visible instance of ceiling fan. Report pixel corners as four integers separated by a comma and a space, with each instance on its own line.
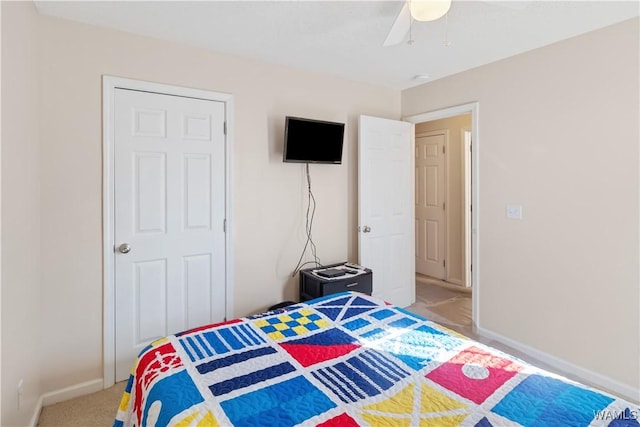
384, 0, 529, 46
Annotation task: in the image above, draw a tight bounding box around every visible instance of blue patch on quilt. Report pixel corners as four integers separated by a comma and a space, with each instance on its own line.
361, 327, 390, 340
220, 376, 336, 426
378, 324, 462, 370
209, 362, 296, 397
343, 317, 371, 331
311, 349, 410, 403
318, 295, 351, 307
370, 308, 395, 320
314, 295, 378, 321
197, 347, 277, 374
179, 324, 265, 362
475, 417, 493, 427
492, 374, 614, 427
284, 328, 357, 346
142, 369, 204, 427
124, 374, 133, 394
389, 317, 418, 328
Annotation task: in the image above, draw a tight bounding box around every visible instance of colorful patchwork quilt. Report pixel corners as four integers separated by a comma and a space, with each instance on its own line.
114, 292, 639, 426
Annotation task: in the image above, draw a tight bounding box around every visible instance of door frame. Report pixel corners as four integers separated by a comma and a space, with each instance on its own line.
102, 76, 234, 388
404, 102, 480, 328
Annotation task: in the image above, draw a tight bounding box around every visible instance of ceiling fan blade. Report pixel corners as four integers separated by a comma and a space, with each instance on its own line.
383, 2, 411, 46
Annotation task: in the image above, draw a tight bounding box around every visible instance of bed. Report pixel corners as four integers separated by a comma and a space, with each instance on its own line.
114, 292, 639, 426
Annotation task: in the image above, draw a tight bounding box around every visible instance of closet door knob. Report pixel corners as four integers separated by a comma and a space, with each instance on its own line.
118, 243, 132, 254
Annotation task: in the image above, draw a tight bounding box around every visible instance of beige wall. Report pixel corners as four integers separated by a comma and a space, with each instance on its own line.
2, 2, 637, 419
1, 2, 43, 425
35, 13, 400, 393
404, 18, 640, 392
416, 115, 471, 286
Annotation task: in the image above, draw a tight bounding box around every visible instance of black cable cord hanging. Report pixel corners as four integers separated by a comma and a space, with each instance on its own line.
292, 163, 323, 276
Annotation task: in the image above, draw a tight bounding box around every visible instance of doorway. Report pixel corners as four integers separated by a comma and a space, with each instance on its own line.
404, 103, 479, 329
102, 76, 235, 387
415, 115, 471, 287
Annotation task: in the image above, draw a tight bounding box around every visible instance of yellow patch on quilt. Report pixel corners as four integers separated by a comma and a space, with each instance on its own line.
297, 317, 311, 325
361, 413, 412, 427
314, 319, 330, 328
253, 319, 269, 327
175, 410, 219, 427
420, 382, 466, 413
299, 308, 314, 316
151, 337, 169, 347
175, 412, 199, 427
362, 382, 468, 426
118, 392, 131, 412
363, 383, 415, 414
293, 325, 308, 335
268, 331, 285, 340
419, 414, 467, 427
196, 411, 219, 427
275, 323, 289, 331
278, 314, 293, 322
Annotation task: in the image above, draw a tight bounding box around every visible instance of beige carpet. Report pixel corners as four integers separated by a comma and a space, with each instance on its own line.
37, 381, 125, 426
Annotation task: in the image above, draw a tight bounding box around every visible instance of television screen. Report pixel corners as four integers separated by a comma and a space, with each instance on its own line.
283, 116, 345, 164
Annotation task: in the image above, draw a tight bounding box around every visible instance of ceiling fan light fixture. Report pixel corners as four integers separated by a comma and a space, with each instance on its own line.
410, 0, 452, 22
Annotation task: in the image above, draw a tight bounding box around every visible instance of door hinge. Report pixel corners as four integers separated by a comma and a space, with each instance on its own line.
443, 202, 445, 210
223, 219, 227, 232
443, 259, 446, 268
223, 122, 227, 135
443, 145, 445, 154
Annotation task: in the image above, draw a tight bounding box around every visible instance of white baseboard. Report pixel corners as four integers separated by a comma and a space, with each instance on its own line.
30, 378, 104, 426
42, 378, 104, 406
476, 326, 640, 404
29, 396, 44, 427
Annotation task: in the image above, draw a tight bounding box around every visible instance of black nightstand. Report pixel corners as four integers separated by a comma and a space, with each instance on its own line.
299, 263, 372, 301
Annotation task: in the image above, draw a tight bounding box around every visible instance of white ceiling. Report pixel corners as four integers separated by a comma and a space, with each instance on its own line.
34, 1, 639, 90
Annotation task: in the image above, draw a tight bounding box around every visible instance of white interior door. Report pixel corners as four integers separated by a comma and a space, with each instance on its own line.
358, 115, 415, 307
415, 132, 446, 279
114, 88, 226, 381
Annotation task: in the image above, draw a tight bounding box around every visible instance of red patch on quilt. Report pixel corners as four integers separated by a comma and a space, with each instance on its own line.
426, 345, 523, 404
280, 343, 359, 367
133, 342, 183, 421
316, 413, 360, 427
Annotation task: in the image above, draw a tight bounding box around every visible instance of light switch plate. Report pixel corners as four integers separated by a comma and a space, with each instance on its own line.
506, 204, 522, 220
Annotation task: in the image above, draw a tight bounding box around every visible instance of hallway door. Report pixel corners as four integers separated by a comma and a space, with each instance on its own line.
415, 131, 446, 279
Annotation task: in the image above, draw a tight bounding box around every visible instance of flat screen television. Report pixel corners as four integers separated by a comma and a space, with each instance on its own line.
283, 116, 345, 164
